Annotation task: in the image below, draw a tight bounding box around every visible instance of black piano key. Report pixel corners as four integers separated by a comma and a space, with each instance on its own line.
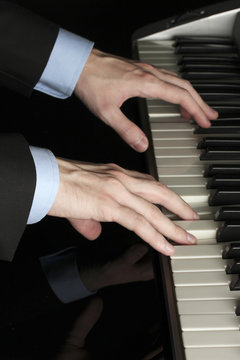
198, 137, 240, 149
235, 304, 240, 315
207, 175, 240, 188
179, 56, 240, 65
226, 260, 240, 274
205, 164, 240, 177
182, 71, 240, 80
217, 221, 240, 242
195, 125, 240, 134
181, 64, 240, 72
230, 275, 240, 290
193, 83, 240, 93
200, 93, 240, 102
200, 147, 240, 161
174, 36, 233, 45
222, 242, 240, 258
175, 44, 237, 54
215, 207, 240, 221
209, 120, 240, 126
209, 188, 240, 206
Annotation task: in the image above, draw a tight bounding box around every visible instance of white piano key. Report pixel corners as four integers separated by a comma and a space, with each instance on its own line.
153, 130, 198, 140
185, 347, 240, 360
161, 176, 207, 187
151, 122, 195, 131
154, 148, 201, 158
180, 314, 240, 331
172, 244, 223, 259
172, 186, 210, 204
157, 166, 205, 177
173, 271, 231, 286
153, 139, 198, 149
156, 156, 239, 167
176, 285, 235, 301
183, 330, 240, 348
171, 258, 227, 273
177, 299, 239, 315
173, 220, 221, 240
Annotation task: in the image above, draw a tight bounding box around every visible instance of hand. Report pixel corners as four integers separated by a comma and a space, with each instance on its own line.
48, 160, 199, 256
79, 243, 154, 292
74, 48, 218, 152
55, 297, 103, 360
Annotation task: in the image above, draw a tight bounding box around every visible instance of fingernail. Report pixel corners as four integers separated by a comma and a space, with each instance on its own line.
165, 242, 174, 255
187, 233, 197, 244
193, 212, 200, 220
133, 136, 148, 152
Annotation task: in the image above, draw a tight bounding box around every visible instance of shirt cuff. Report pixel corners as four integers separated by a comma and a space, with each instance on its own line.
27, 146, 59, 224
39, 247, 95, 304
34, 28, 94, 98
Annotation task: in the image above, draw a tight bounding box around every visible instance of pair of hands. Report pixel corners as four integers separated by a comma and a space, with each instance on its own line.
49, 48, 218, 255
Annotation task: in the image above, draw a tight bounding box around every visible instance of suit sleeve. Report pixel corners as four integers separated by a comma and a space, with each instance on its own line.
0, 1, 59, 96
0, 134, 36, 261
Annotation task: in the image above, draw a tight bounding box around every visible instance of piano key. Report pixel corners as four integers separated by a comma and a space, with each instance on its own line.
207, 175, 240, 188
171, 258, 227, 273
177, 299, 240, 315
153, 139, 198, 149
174, 36, 233, 45
222, 243, 240, 258
185, 347, 240, 360
173, 271, 231, 286
230, 275, 240, 290
181, 63, 240, 71
209, 189, 240, 206
205, 164, 240, 177
158, 166, 205, 177
175, 44, 237, 54
161, 176, 207, 187
173, 220, 222, 239
226, 260, 240, 274
180, 56, 240, 65
216, 221, 240, 242
195, 125, 240, 134
176, 285, 237, 301
198, 138, 240, 149
180, 314, 240, 331
201, 147, 240, 161
154, 148, 201, 158
182, 330, 240, 347
193, 83, 240, 92
182, 71, 240, 80
172, 244, 223, 259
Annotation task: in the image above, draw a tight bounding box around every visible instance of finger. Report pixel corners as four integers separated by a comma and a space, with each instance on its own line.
102, 105, 149, 152
112, 205, 196, 256
108, 170, 199, 220
68, 218, 102, 240
140, 64, 218, 122
115, 188, 197, 246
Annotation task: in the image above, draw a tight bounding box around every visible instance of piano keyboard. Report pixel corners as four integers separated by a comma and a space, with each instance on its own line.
133, 1, 240, 359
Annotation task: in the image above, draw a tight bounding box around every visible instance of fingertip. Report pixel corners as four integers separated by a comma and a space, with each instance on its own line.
132, 135, 149, 152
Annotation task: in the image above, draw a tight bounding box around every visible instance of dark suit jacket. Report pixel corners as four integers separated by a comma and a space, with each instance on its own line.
0, 1, 59, 261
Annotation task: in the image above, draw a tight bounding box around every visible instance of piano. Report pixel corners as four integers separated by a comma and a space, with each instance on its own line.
132, 1, 240, 359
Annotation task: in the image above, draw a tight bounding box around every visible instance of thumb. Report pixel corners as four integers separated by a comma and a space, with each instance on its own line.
105, 106, 148, 152
68, 218, 102, 240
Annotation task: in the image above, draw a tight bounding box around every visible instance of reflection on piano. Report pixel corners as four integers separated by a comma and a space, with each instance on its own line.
132, 1, 240, 359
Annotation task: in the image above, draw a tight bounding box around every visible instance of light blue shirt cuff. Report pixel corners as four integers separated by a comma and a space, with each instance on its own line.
27, 146, 59, 224
34, 28, 94, 99
40, 247, 95, 304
